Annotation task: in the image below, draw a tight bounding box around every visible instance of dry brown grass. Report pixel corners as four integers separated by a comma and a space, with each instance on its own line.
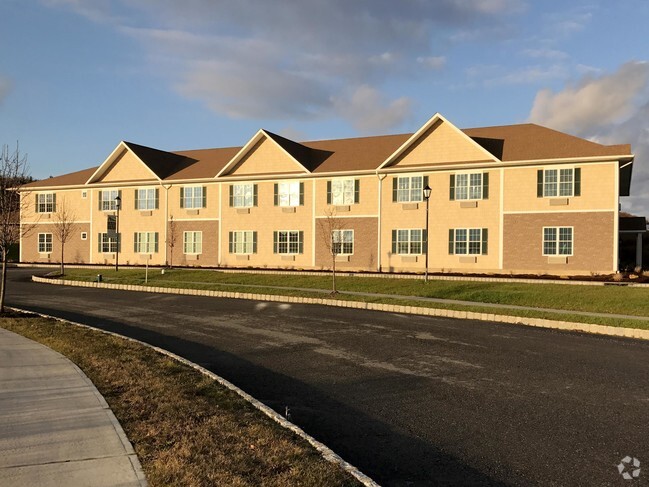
1, 315, 360, 487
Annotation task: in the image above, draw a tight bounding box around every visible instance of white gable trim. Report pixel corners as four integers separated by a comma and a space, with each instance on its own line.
85, 141, 161, 185
377, 113, 500, 171
215, 129, 310, 178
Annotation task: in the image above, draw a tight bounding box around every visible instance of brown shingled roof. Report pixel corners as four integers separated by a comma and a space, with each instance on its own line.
20, 166, 99, 189
124, 141, 193, 180
167, 146, 242, 180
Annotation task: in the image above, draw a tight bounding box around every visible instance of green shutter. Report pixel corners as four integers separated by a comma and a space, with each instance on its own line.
202, 187, 207, 208
253, 232, 258, 253
273, 184, 278, 206
253, 184, 258, 206
154, 233, 159, 253
228, 232, 233, 253
98, 192, 103, 211
448, 229, 454, 255
98, 234, 102, 253
298, 231, 304, 254
574, 168, 581, 196
180, 187, 184, 208
423, 175, 428, 191
229, 185, 233, 207
327, 181, 332, 204
273, 231, 278, 253
537, 170, 544, 197
392, 178, 398, 202
391, 229, 397, 254
155, 188, 159, 209
449, 174, 455, 200
422, 229, 428, 254
354, 179, 360, 204
52, 193, 57, 212
482, 228, 488, 255
134, 233, 138, 253
482, 173, 489, 200
134, 189, 139, 210
299, 182, 304, 205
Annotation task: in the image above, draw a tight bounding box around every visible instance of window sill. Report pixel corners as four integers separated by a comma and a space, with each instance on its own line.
401, 203, 419, 210
459, 201, 478, 208
185, 209, 200, 215
281, 207, 297, 213
547, 256, 569, 264
458, 256, 477, 263
400, 255, 418, 263
549, 198, 569, 206
236, 208, 250, 214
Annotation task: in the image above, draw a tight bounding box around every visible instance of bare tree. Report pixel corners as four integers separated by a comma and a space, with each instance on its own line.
168, 215, 178, 268
318, 207, 347, 294
52, 197, 77, 276
0, 143, 32, 313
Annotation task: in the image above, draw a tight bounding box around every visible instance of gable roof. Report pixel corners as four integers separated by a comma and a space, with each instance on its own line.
123, 141, 193, 180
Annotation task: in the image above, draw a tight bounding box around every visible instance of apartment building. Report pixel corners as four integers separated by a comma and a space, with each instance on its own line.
19, 113, 635, 275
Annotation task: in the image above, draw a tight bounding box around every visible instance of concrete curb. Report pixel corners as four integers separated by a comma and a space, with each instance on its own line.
10, 305, 381, 487
31, 275, 649, 341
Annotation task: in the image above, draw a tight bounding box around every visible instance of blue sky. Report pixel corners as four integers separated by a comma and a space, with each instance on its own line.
2, 0, 648, 213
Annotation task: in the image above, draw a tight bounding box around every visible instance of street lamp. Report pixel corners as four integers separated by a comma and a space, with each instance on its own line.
423, 185, 432, 283
115, 194, 121, 272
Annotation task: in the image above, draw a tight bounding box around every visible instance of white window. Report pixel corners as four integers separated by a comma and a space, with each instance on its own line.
134, 232, 158, 253
278, 181, 301, 207
393, 229, 424, 255
449, 228, 488, 255
231, 184, 254, 208
99, 233, 118, 253
38, 233, 52, 253
543, 227, 573, 256
274, 230, 303, 254
395, 176, 423, 202
135, 188, 157, 210
229, 231, 256, 254
332, 230, 354, 255
81, 232, 88, 240
331, 179, 355, 205
543, 168, 574, 197
36, 193, 56, 213
182, 186, 205, 209
100, 189, 119, 211
454, 173, 484, 200
183, 231, 202, 254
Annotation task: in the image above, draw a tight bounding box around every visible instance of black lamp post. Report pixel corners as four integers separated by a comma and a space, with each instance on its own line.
423, 185, 432, 282
115, 195, 121, 272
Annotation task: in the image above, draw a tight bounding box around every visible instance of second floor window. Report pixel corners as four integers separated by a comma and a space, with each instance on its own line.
99, 189, 119, 211
230, 183, 256, 208
327, 179, 359, 205
134, 232, 159, 253
332, 229, 354, 255
392, 176, 427, 203
275, 181, 304, 207
451, 173, 488, 200
538, 168, 581, 198
36, 193, 56, 213
391, 229, 426, 255
135, 188, 158, 210
181, 186, 206, 209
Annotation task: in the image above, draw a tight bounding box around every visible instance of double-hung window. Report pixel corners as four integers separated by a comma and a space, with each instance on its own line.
99, 189, 119, 211
391, 229, 426, 255
135, 188, 158, 210
134, 232, 158, 253
273, 230, 303, 254
98, 233, 119, 253
38, 233, 52, 253
181, 186, 206, 209
183, 231, 202, 254
448, 228, 488, 255
451, 173, 488, 200
229, 231, 257, 254
230, 183, 256, 208
543, 227, 573, 256
36, 193, 56, 213
274, 182, 303, 207
332, 230, 354, 255
327, 179, 359, 205
393, 176, 426, 203
538, 168, 580, 197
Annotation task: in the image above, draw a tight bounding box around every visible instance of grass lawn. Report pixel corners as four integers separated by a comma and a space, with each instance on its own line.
1, 315, 360, 487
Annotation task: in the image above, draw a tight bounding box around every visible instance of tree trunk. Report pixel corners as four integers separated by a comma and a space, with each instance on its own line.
60, 243, 64, 276
332, 254, 337, 293
0, 249, 7, 314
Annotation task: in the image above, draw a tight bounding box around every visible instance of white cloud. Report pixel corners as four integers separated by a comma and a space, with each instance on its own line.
332, 86, 412, 134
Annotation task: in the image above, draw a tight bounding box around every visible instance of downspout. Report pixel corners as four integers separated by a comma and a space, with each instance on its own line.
376, 172, 387, 272
162, 183, 171, 266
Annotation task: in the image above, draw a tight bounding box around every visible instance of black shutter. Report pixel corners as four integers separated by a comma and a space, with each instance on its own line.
482, 173, 489, 200
202, 187, 207, 208
423, 175, 429, 190
253, 184, 258, 206
179, 187, 184, 209
482, 228, 488, 255
133, 233, 138, 253
298, 231, 304, 253
273, 231, 278, 253
422, 229, 427, 254
134, 189, 138, 210
450, 174, 455, 201
155, 188, 160, 209
52, 193, 57, 213
229, 185, 233, 207
253, 232, 258, 253
392, 178, 398, 202
448, 229, 455, 255
299, 182, 304, 205
326, 181, 332, 204
228, 232, 233, 253
537, 170, 544, 197
273, 183, 279, 206
98, 191, 103, 211
391, 229, 397, 254
354, 179, 360, 204
98, 233, 102, 253
154, 233, 159, 253
574, 168, 581, 196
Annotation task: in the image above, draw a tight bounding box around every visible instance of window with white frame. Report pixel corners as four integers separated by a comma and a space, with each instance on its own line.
231, 183, 254, 208
134, 232, 158, 253
36, 193, 56, 213
135, 188, 157, 210
183, 231, 202, 254
392, 229, 425, 255
330, 179, 355, 205
278, 181, 301, 207
395, 176, 424, 203
449, 228, 488, 255
543, 227, 573, 256
452, 173, 486, 200
229, 231, 256, 254
100, 189, 119, 211
540, 168, 578, 197
81, 232, 87, 240
181, 186, 205, 209
332, 230, 354, 255
99, 233, 119, 253
274, 230, 303, 254
38, 233, 52, 253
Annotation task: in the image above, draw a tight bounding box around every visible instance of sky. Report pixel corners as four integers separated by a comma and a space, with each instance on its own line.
1, 0, 648, 214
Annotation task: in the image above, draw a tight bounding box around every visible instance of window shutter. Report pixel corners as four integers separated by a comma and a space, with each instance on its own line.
327, 181, 332, 204
273, 231, 278, 253
118, 190, 122, 202
482, 173, 489, 199
154, 233, 159, 253
155, 188, 159, 209
228, 232, 233, 253
450, 174, 455, 200
180, 187, 184, 208
392, 178, 398, 202
273, 183, 279, 206
298, 231, 304, 254
422, 229, 428, 254
574, 168, 581, 196
482, 228, 488, 255
98, 234, 102, 253
117, 234, 121, 253
253, 184, 258, 206
134, 233, 138, 253
354, 179, 360, 204
391, 229, 397, 254
229, 185, 233, 207
299, 182, 304, 205
253, 232, 258, 253
423, 175, 429, 190
448, 229, 455, 255
134, 189, 139, 210
202, 187, 207, 208
537, 170, 544, 197
35, 195, 39, 213
52, 193, 57, 212
98, 191, 103, 211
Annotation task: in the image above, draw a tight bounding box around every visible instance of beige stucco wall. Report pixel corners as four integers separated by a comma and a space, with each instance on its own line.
229, 137, 307, 176
97, 149, 157, 183
21, 188, 91, 224
314, 175, 378, 217
167, 183, 220, 221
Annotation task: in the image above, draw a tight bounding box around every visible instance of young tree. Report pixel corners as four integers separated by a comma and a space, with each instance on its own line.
0, 143, 31, 313
168, 215, 178, 268
318, 207, 347, 294
52, 197, 77, 276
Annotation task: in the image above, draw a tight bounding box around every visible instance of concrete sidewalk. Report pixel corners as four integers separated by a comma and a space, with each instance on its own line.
0, 327, 147, 487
